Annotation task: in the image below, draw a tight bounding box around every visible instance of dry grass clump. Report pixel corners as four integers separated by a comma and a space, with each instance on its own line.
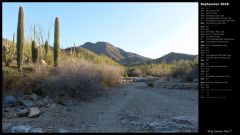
2, 64, 52, 96
37, 58, 124, 99
99, 64, 124, 87
128, 64, 173, 77
171, 60, 198, 82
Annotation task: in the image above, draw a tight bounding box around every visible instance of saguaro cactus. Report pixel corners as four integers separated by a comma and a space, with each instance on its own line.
54, 17, 60, 67
13, 32, 15, 43
44, 40, 49, 57
32, 40, 39, 63
36, 46, 39, 64
16, 6, 24, 71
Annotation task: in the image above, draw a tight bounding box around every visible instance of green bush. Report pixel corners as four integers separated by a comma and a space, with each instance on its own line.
2, 39, 16, 66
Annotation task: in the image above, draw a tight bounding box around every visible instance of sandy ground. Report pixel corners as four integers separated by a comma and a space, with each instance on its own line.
2, 79, 198, 133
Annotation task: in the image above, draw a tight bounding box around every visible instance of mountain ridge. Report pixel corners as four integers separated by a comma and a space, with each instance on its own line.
64, 41, 197, 66
142, 52, 197, 65
77, 42, 152, 66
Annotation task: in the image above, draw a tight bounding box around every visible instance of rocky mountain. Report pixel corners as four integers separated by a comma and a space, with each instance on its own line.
144, 52, 197, 65
78, 42, 151, 66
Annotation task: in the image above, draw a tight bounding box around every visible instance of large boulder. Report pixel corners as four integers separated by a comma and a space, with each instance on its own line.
28, 107, 41, 118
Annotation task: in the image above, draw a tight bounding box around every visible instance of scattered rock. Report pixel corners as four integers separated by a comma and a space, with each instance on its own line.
3, 95, 18, 106
163, 83, 198, 89
46, 103, 56, 108
174, 119, 192, 124
10, 125, 32, 133
2, 123, 12, 132
30, 128, 45, 133
17, 108, 29, 117
120, 119, 128, 124
172, 115, 196, 125
57, 129, 71, 133
63, 99, 75, 107
174, 84, 181, 89
35, 98, 50, 107
147, 121, 174, 132
30, 93, 39, 101
20, 99, 34, 107
28, 107, 41, 118
5, 110, 18, 119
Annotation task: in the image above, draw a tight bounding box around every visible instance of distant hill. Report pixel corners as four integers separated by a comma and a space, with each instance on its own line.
142, 52, 197, 65
78, 42, 151, 66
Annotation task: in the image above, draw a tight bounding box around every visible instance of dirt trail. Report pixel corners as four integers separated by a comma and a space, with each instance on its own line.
3, 80, 198, 133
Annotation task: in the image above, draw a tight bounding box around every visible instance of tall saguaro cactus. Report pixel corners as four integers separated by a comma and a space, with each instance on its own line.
44, 40, 49, 57
32, 40, 39, 63
54, 17, 60, 67
13, 32, 15, 43
16, 6, 24, 71
44, 41, 49, 60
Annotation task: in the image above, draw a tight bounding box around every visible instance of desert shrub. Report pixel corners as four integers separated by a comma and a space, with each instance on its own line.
181, 58, 198, 82
170, 58, 198, 82
44, 48, 54, 65
171, 60, 192, 78
128, 64, 173, 77
2, 39, 16, 66
99, 64, 124, 87
181, 66, 198, 82
36, 59, 100, 98
2, 65, 52, 96
145, 64, 172, 76
37, 58, 124, 99
130, 68, 144, 77
2, 67, 20, 94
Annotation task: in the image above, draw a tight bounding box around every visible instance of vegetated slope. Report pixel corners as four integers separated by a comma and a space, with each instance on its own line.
64, 46, 122, 66
144, 52, 197, 65
78, 42, 151, 66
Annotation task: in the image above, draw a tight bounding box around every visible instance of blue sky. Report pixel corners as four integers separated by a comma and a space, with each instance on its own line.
3, 2, 198, 59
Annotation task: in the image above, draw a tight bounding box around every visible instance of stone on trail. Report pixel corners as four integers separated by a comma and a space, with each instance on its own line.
57, 129, 71, 133
28, 107, 41, 118
3, 95, 18, 106
30, 93, 39, 101
30, 128, 45, 133
10, 125, 32, 133
2, 123, 12, 132
20, 99, 34, 107
17, 108, 29, 117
